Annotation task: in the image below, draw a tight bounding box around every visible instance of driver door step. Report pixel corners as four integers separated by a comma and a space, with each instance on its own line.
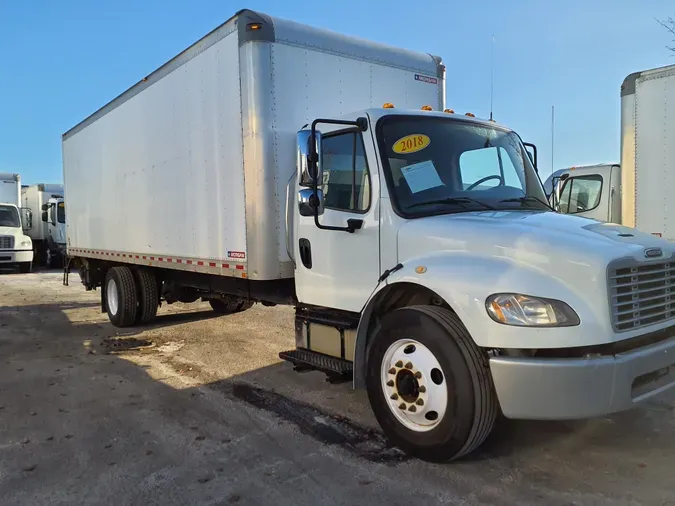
279, 349, 353, 376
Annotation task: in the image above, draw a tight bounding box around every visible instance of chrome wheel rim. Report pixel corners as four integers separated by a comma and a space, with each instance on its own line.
381, 339, 448, 432
107, 278, 119, 316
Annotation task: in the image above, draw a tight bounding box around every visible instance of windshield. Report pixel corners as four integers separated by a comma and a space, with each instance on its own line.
0, 205, 20, 228
57, 202, 65, 224
377, 116, 549, 216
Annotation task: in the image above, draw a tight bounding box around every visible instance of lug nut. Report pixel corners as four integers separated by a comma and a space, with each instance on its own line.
398, 403, 406, 410
405, 362, 413, 369
386, 380, 394, 387
414, 371, 422, 379
395, 361, 403, 368
408, 405, 417, 413
416, 399, 424, 406
388, 368, 396, 375
419, 386, 426, 393
390, 393, 398, 400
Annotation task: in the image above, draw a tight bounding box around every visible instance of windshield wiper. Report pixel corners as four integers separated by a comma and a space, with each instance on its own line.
498, 196, 552, 210
407, 197, 496, 210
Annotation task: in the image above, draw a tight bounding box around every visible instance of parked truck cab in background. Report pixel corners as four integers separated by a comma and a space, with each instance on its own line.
21, 184, 66, 267
41, 197, 66, 267
545, 164, 621, 223
0, 173, 33, 273
548, 63, 675, 240
63, 10, 675, 462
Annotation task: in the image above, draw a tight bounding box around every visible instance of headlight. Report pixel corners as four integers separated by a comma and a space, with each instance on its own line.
486, 293, 579, 327
20, 240, 32, 248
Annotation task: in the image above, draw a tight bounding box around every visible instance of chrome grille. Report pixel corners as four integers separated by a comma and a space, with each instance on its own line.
610, 259, 675, 331
0, 236, 13, 249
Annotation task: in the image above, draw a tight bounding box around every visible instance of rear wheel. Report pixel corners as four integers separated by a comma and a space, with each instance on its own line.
133, 268, 159, 325
105, 266, 138, 327
366, 305, 497, 462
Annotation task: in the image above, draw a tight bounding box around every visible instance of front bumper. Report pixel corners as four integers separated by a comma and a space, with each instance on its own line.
490, 334, 675, 420
0, 249, 33, 264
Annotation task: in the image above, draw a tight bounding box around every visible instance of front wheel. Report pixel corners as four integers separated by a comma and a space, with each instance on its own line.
366, 305, 497, 462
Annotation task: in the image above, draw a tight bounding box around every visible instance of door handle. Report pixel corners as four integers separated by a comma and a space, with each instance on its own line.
299, 238, 312, 269
347, 219, 363, 233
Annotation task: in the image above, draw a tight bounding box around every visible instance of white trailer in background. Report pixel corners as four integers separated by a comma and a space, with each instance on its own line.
548, 64, 675, 240
63, 10, 675, 462
21, 183, 65, 267
0, 173, 33, 272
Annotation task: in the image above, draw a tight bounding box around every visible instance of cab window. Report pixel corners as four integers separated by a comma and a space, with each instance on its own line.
321, 132, 370, 213
558, 175, 603, 214
459, 146, 524, 190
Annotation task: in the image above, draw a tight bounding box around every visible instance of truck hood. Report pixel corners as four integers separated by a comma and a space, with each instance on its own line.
0, 225, 24, 237
397, 210, 673, 273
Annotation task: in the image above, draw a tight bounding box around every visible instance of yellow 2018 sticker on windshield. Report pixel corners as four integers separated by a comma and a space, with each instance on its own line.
393, 134, 430, 154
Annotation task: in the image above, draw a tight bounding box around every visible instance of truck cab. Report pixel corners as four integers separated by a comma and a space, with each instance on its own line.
0, 203, 33, 272
545, 164, 621, 223
41, 197, 66, 266
286, 106, 675, 460
0, 173, 33, 272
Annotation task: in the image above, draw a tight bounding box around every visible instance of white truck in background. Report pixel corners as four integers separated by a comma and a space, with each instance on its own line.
0, 173, 33, 272
21, 184, 66, 267
63, 10, 675, 462
547, 63, 675, 240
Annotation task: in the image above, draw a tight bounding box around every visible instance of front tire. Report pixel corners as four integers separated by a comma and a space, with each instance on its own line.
105, 266, 138, 327
365, 305, 497, 462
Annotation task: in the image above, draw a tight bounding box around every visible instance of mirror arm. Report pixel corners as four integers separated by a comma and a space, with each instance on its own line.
309, 117, 368, 234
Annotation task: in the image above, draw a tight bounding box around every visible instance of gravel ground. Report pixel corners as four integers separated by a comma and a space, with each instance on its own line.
1, 270, 675, 505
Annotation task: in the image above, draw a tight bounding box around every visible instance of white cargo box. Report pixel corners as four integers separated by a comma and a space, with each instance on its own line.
0, 173, 21, 208
621, 64, 675, 239
63, 9, 444, 280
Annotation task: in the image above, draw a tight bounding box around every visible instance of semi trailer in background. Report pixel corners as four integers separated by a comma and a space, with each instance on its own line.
63, 10, 675, 461
0, 173, 33, 272
547, 63, 675, 240
21, 184, 66, 267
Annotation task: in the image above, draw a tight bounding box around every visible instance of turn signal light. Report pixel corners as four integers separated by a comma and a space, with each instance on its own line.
383, 102, 395, 108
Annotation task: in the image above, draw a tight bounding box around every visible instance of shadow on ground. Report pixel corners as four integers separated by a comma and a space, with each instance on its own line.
1, 296, 675, 505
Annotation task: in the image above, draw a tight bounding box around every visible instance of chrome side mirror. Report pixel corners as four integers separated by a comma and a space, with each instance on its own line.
21, 208, 33, 229
298, 188, 324, 217
297, 130, 322, 187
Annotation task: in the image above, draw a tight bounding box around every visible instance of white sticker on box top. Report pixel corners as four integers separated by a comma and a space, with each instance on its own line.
400, 160, 444, 194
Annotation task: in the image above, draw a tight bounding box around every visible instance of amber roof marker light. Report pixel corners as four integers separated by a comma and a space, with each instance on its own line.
247, 22, 263, 31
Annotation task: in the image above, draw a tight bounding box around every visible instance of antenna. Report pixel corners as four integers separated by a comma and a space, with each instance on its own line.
489, 35, 495, 121
551, 105, 555, 171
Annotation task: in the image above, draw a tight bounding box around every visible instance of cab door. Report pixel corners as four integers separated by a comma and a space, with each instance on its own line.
293, 116, 380, 312
557, 167, 612, 222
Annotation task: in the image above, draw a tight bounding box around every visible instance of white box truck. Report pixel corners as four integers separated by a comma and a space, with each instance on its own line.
546, 63, 675, 240
0, 173, 33, 272
63, 10, 675, 461
21, 184, 66, 267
